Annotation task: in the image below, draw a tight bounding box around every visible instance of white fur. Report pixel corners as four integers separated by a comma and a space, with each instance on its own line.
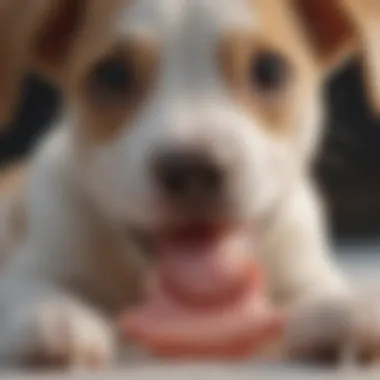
0, 0, 376, 369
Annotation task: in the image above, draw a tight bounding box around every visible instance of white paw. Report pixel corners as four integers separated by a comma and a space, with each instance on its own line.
284, 296, 380, 366
9, 300, 115, 370
283, 298, 351, 363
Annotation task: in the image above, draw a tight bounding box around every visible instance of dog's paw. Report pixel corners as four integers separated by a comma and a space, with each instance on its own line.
10, 300, 115, 370
341, 293, 380, 367
283, 298, 351, 364
283, 296, 380, 367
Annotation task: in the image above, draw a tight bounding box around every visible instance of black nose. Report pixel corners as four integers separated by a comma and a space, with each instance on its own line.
153, 150, 224, 201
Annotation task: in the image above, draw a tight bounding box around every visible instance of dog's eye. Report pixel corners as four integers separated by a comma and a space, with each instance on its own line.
89, 56, 137, 103
249, 51, 289, 92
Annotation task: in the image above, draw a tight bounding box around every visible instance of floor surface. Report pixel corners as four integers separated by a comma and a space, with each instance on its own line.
3, 241, 380, 378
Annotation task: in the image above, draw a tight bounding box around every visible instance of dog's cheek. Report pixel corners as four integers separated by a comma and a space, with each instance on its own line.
78, 144, 128, 220
232, 123, 288, 218
82, 126, 159, 226
262, 138, 297, 208
291, 88, 324, 164
257, 135, 303, 219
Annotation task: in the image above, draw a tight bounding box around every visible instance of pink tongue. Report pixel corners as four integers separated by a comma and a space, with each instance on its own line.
157, 231, 252, 301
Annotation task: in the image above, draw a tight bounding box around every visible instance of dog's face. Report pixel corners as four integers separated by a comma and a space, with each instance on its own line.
65, 0, 323, 229
6, 0, 357, 232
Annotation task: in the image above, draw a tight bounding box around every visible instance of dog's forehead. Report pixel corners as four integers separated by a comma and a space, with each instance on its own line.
116, 0, 258, 39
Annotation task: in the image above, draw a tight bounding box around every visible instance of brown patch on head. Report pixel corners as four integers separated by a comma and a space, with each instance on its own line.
219, 0, 363, 136
219, 0, 319, 136
26, 0, 159, 144
72, 38, 158, 144
66, 1, 159, 145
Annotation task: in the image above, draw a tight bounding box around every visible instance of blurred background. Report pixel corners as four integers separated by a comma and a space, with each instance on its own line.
0, 55, 380, 242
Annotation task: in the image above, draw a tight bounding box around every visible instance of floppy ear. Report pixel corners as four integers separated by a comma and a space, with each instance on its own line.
30, 0, 88, 85
291, 0, 358, 76
0, 0, 87, 126
0, 0, 47, 126
292, 0, 380, 115
342, 0, 380, 115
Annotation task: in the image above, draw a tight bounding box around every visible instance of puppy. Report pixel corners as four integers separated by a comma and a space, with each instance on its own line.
0, 0, 378, 369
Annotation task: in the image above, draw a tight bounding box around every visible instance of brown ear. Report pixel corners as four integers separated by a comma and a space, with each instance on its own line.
291, 0, 358, 75
30, 0, 89, 85
0, 0, 86, 126
342, 0, 380, 115
0, 0, 47, 126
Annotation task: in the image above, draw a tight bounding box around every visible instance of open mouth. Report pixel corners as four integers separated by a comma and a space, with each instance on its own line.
121, 221, 283, 358
152, 222, 254, 307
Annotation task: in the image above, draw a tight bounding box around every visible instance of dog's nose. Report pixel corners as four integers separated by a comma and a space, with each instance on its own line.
153, 150, 224, 201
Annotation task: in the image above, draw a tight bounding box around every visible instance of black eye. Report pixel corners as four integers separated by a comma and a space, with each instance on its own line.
90, 56, 137, 103
249, 51, 289, 92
